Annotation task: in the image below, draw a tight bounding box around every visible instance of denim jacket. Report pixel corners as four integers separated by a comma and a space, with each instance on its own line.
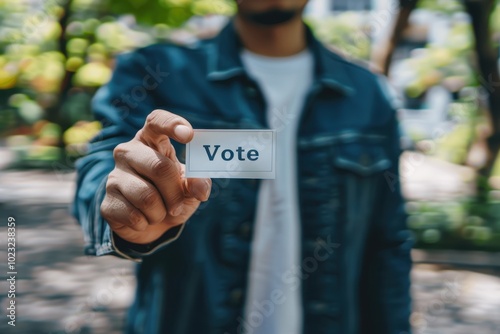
73, 20, 413, 334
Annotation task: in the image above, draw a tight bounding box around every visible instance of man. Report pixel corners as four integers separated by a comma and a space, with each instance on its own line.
73, 0, 413, 333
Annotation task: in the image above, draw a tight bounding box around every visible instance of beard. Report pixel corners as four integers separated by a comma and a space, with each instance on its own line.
241, 7, 302, 26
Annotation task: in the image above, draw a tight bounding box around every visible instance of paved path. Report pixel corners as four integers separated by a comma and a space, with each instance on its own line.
411, 265, 500, 334
0, 170, 499, 334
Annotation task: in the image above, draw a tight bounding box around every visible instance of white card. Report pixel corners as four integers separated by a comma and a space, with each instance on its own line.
185, 129, 276, 179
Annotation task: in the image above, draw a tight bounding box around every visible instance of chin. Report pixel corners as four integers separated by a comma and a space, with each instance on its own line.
239, 0, 307, 13
236, 0, 307, 26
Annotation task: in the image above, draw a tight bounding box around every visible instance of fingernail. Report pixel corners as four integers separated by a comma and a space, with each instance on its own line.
171, 204, 183, 217
174, 125, 191, 141
171, 204, 184, 217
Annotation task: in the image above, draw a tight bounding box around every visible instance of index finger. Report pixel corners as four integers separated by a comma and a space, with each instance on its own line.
139, 109, 194, 145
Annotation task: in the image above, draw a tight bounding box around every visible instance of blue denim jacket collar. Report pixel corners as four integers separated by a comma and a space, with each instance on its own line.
206, 19, 356, 96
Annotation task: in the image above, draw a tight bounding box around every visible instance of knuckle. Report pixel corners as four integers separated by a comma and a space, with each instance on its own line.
151, 158, 177, 179
146, 110, 172, 129
148, 212, 165, 226
146, 109, 184, 133
100, 197, 112, 220
145, 110, 160, 127
105, 173, 118, 192
128, 209, 145, 228
170, 194, 185, 208
138, 189, 159, 209
113, 143, 129, 161
109, 222, 126, 232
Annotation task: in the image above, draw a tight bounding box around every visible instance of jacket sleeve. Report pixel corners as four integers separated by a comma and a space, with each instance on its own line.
72, 50, 183, 261
359, 83, 413, 333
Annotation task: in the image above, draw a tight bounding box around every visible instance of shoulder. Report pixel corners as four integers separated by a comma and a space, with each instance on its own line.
138, 39, 203, 55
318, 46, 400, 130
134, 38, 210, 62
113, 38, 209, 71
326, 48, 399, 108
328, 49, 379, 85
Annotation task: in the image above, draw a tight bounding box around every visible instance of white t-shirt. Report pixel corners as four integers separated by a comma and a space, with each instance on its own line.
241, 49, 314, 334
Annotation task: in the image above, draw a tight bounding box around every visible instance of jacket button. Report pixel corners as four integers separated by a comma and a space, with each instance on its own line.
238, 221, 252, 239
229, 288, 244, 307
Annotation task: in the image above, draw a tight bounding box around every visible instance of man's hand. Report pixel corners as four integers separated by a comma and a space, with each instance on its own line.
101, 109, 212, 245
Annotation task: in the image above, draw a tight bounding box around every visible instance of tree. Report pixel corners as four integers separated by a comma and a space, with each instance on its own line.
375, 0, 500, 197
377, 0, 419, 76
463, 0, 500, 196
47, 0, 235, 132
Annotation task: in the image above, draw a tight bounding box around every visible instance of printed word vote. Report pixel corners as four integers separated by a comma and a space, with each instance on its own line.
203, 145, 259, 161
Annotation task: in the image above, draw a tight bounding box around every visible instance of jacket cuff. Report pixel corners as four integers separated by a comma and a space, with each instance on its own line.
109, 224, 185, 262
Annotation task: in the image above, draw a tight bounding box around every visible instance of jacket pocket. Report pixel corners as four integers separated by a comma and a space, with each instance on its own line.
328, 135, 392, 231
331, 136, 391, 177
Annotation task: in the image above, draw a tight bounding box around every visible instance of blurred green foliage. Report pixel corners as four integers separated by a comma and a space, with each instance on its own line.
417, 0, 464, 13
408, 199, 500, 251
0, 0, 236, 165
402, 22, 476, 98
307, 13, 371, 61
109, 0, 235, 26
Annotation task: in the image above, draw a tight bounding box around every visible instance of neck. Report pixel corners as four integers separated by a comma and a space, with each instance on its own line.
234, 15, 307, 57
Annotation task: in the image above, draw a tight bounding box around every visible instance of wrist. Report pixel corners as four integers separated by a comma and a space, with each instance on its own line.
111, 224, 185, 257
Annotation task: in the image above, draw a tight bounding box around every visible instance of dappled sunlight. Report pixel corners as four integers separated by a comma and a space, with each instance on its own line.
0, 171, 499, 332
411, 264, 500, 332
0, 182, 136, 333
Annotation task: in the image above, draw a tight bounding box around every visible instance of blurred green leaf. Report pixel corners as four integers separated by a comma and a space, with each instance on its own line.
73, 62, 111, 87
18, 100, 44, 124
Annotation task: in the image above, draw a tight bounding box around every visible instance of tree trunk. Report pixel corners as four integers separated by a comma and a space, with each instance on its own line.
45, 0, 73, 130
464, 0, 500, 199
375, 0, 419, 76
